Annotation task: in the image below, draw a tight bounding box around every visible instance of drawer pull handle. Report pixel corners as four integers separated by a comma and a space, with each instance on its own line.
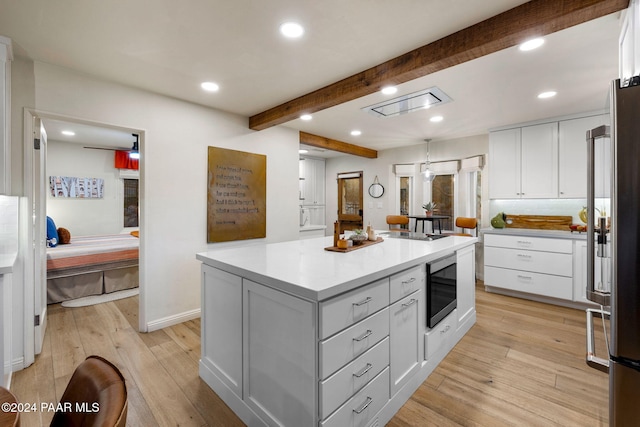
353, 330, 373, 342
353, 397, 373, 414
353, 297, 372, 307
353, 363, 373, 378
440, 325, 450, 334
402, 298, 417, 308
402, 277, 416, 285
517, 240, 532, 245
517, 254, 532, 259
517, 274, 533, 280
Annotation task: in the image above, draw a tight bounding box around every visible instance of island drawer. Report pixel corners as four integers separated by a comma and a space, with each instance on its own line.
319, 307, 389, 379
484, 234, 573, 253
319, 278, 389, 340
320, 367, 389, 427
389, 264, 425, 303
425, 309, 458, 360
319, 337, 389, 419
485, 246, 572, 277
485, 266, 573, 300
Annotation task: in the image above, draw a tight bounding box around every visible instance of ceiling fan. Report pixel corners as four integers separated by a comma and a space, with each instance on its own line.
83, 133, 139, 159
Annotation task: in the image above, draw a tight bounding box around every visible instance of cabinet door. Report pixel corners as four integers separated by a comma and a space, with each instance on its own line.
559, 115, 609, 198
389, 290, 422, 397
243, 280, 317, 426
456, 245, 475, 327
201, 266, 243, 397
300, 158, 325, 205
489, 128, 521, 198
521, 122, 558, 198
313, 158, 326, 205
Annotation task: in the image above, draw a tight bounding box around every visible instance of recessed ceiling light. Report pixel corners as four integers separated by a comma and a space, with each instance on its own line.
299, 149, 309, 154
201, 81, 220, 92
300, 114, 312, 121
61, 130, 75, 136
538, 91, 557, 99
430, 116, 443, 123
351, 130, 362, 136
280, 22, 304, 38
381, 86, 398, 95
519, 38, 545, 51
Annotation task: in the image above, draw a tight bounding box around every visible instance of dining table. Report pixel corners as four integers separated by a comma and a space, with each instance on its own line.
0, 386, 20, 426
408, 214, 450, 233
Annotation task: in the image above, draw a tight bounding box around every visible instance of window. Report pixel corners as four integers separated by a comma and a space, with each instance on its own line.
431, 174, 455, 230
123, 178, 139, 228
399, 176, 411, 215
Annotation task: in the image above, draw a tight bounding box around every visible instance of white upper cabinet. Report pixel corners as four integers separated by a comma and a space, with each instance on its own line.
489, 128, 521, 198
558, 114, 610, 198
490, 113, 608, 200
299, 157, 325, 205
0, 36, 12, 195
489, 123, 558, 199
520, 122, 558, 198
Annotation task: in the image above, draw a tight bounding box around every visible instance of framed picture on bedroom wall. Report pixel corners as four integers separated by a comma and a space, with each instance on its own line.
49, 176, 104, 198
207, 146, 266, 243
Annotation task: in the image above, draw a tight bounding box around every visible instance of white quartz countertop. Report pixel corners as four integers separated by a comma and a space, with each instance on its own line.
0, 252, 17, 274
197, 233, 477, 301
481, 227, 587, 240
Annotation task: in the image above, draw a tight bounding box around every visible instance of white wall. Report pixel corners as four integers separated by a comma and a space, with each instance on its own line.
47, 140, 132, 236
34, 62, 299, 331
325, 134, 489, 232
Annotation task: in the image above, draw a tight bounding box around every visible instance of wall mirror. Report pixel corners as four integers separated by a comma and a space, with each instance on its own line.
368, 176, 384, 198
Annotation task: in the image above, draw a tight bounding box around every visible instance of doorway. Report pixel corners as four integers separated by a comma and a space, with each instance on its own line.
337, 171, 363, 233
23, 109, 145, 367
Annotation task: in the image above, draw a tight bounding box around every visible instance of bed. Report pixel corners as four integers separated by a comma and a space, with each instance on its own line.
46, 233, 139, 304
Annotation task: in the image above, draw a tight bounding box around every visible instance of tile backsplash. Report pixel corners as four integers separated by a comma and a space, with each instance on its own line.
489, 198, 588, 225
0, 196, 18, 256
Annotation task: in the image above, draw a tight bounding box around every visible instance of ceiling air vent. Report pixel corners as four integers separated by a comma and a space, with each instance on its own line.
363, 86, 452, 118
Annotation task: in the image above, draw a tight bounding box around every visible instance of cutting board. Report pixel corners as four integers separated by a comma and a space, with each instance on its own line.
505, 214, 572, 230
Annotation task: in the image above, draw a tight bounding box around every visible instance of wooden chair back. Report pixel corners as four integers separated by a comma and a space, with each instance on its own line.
454, 217, 478, 236
386, 215, 409, 231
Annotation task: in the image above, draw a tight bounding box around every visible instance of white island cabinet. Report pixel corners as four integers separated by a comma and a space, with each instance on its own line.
197, 235, 477, 427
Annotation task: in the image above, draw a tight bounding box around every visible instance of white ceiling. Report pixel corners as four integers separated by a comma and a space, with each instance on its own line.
0, 1, 623, 154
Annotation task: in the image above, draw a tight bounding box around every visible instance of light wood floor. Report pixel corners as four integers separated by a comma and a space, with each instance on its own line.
11, 283, 609, 426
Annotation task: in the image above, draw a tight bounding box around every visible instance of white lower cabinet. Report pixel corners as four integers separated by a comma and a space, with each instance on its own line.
389, 290, 423, 397
319, 307, 389, 379
485, 266, 573, 300
200, 250, 476, 427
320, 368, 390, 427
456, 245, 475, 327
201, 265, 243, 397
484, 234, 574, 301
243, 279, 317, 427
484, 233, 605, 305
425, 309, 458, 360
320, 337, 389, 419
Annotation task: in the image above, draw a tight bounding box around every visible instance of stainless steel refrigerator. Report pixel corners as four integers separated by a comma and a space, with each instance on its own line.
586, 78, 640, 426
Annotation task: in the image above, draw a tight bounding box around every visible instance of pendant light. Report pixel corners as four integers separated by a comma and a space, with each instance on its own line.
422, 139, 432, 181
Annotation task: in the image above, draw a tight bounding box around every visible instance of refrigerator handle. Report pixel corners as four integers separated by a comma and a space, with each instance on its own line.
585, 125, 610, 306
586, 308, 610, 373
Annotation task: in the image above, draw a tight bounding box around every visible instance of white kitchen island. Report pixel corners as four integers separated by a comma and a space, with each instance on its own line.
196, 234, 477, 427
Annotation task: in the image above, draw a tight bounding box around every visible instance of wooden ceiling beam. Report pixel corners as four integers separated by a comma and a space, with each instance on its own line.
250, 0, 628, 131
300, 132, 378, 158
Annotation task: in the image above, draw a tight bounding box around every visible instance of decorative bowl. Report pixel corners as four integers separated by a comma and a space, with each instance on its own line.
349, 234, 367, 244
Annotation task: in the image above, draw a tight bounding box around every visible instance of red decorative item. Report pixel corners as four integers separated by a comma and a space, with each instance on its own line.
114, 151, 139, 170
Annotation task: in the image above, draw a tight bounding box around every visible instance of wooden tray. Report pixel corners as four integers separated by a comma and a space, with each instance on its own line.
505, 214, 572, 230
325, 237, 384, 252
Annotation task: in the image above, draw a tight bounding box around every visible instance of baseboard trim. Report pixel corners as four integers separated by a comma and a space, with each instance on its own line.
146, 308, 201, 332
